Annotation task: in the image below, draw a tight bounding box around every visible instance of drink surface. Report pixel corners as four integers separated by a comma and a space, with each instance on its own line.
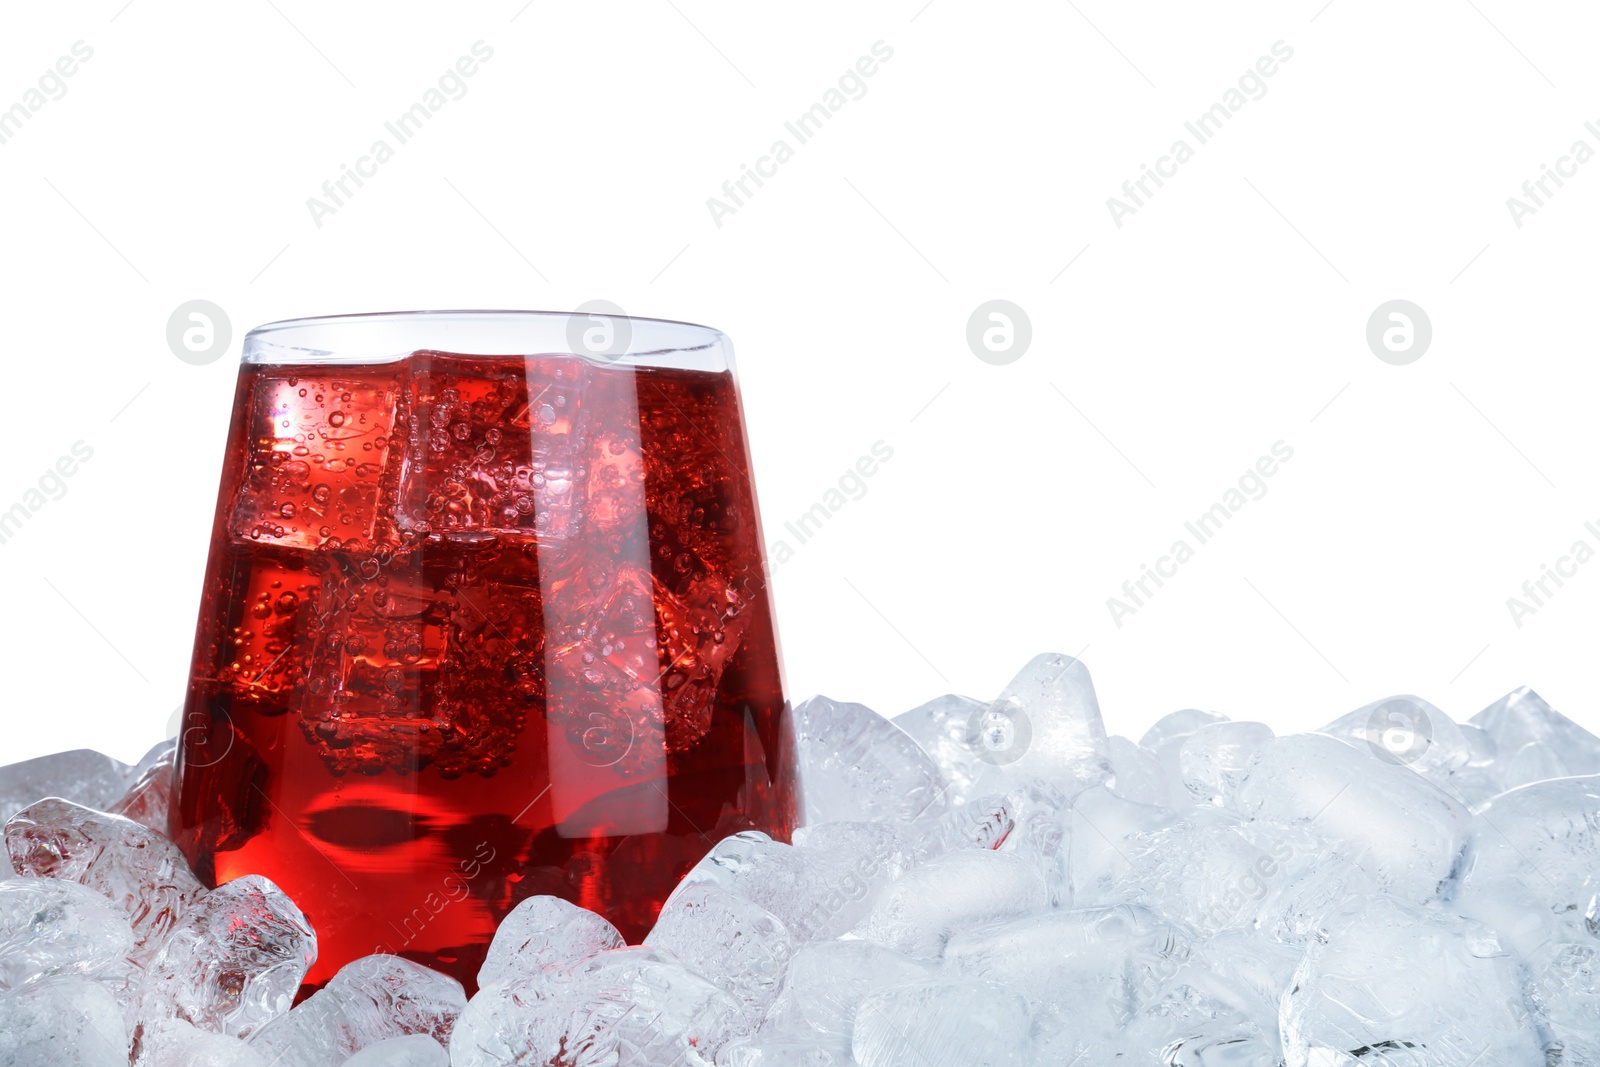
172, 351, 794, 993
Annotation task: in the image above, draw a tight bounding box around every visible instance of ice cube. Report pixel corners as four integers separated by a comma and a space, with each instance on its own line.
1105, 734, 1169, 807
1453, 774, 1600, 952
339, 1034, 449, 1066
1523, 941, 1600, 1067
1099, 808, 1291, 937
111, 743, 177, 836
543, 553, 747, 767
717, 1041, 851, 1066
759, 940, 936, 1051
1170, 931, 1303, 1029
891, 694, 998, 806
5, 798, 205, 959
0, 877, 136, 990
138, 875, 316, 1040
448, 946, 740, 1067
395, 353, 592, 538
851, 979, 1032, 1067
992, 778, 1069, 904
248, 955, 464, 1067
136, 1019, 271, 1067
1140, 708, 1228, 751
1318, 695, 1469, 782
1113, 984, 1281, 1067
0, 749, 131, 824
1135, 710, 1218, 807
673, 830, 902, 944
862, 849, 1049, 958
1279, 898, 1544, 1066
1471, 687, 1600, 793
0, 975, 129, 1067
210, 550, 322, 719
973, 653, 1111, 800
233, 367, 404, 550
913, 794, 1014, 856
1253, 843, 1383, 946
1066, 785, 1175, 905
943, 905, 1187, 1054
476, 895, 624, 989
793, 696, 948, 825
644, 883, 794, 1029
1233, 733, 1470, 905
1178, 720, 1273, 807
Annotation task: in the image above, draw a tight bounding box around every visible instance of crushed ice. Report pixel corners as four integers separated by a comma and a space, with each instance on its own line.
3, 653, 1599, 1065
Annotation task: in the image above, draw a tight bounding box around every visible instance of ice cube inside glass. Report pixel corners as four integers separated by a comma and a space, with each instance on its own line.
173, 311, 796, 995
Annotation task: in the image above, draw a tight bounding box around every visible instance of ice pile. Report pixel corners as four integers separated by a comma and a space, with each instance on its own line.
2, 655, 1599, 1065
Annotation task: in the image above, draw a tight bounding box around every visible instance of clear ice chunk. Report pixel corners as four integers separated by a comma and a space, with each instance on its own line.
1318, 695, 1469, 779
718, 1040, 851, 1066
759, 940, 936, 1051
914, 794, 1014, 856
1171, 931, 1303, 1031
448, 946, 740, 1067
1093, 807, 1291, 937
944, 905, 1187, 1055
1136, 709, 1224, 805
110, 741, 177, 836
971, 653, 1111, 800
644, 882, 795, 1030
675, 830, 902, 943
138, 874, 316, 1040
1067, 785, 1175, 905
861, 849, 1049, 958
339, 1034, 449, 1066
232, 367, 402, 549
0, 749, 131, 824
475, 895, 624, 989
248, 955, 464, 1067
1523, 941, 1600, 1067
793, 696, 949, 825
5, 798, 205, 960
1279, 898, 1544, 1066
1252, 846, 1383, 947
1178, 720, 1273, 807
0, 877, 136, 989
0, 974, 128, 1067
1453, 774, 1600, 953
1471, 687, 1600, 793
1139, 708, 1228, 751
1233, 733, 1470, 905
1112, 984, 1281, 1067
852, 979, 1032, 1067
1105, 734, 1169, 807
136, 1019, 271, 1067
891, 694, 1002, 806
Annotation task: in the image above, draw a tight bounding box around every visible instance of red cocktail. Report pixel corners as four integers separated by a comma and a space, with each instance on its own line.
172, 312, 795, 994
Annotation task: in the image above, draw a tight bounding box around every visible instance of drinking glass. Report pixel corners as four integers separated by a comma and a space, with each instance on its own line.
171, 310, 795, 993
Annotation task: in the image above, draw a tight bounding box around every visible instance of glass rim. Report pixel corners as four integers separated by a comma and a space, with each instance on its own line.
242, 308, 732, 369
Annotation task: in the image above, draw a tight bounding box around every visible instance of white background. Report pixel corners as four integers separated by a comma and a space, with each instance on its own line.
2, 0, 1597, 765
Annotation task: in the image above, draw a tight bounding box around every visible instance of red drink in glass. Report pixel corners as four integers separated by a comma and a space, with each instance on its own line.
171, 313, 795, 994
